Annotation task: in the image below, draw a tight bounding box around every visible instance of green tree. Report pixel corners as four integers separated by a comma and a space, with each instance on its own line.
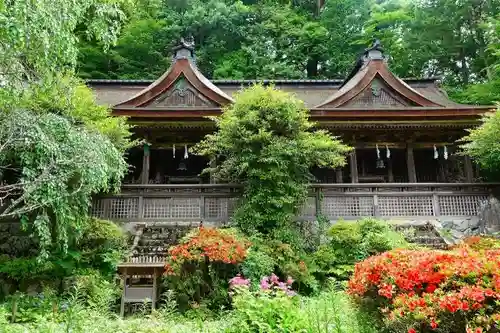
450, 15, 500, 104
461, 107, 500, 179
0, 0, 132, 258
194, 85, 351, 239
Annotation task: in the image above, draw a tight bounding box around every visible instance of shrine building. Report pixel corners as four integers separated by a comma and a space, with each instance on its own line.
87, 40, 496, 232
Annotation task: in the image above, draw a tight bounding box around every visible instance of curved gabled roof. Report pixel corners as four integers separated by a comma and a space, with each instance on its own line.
315, 41, 444, 109
114, 39, 233, 110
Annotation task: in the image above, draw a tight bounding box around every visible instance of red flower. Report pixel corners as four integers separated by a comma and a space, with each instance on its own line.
408, 328, 416, 333
163, 227, 250, 276
347, 244, 500, 331
425, 284, 437, 293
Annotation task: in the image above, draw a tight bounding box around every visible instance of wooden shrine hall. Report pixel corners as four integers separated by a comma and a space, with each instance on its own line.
88, 39, 496, 227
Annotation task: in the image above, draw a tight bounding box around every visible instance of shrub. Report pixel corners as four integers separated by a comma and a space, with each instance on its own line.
228, 284, 306, 332
77, 218, 128, 277
456, 236, 500, 251
0, 219, 126, 299
242, 236, 319, 294
313, 218, 409, 282
194, 85, 351, 237
163, 227, 250, 312
63, 269, 120, 311
461, 107, 500, 180
228, 284, 379, 333
348, 247, 500, 333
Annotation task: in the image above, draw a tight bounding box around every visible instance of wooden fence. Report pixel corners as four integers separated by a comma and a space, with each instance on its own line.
91, 183, 498, 224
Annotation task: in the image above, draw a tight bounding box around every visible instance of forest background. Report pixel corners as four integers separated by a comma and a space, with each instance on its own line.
78, 0, 500, 105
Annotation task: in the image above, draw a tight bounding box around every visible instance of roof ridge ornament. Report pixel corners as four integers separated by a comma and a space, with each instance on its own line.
363, 39, 385, 62
172, 36, 196, 62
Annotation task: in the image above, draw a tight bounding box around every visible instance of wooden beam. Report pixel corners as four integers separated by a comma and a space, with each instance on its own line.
464, 155, 474, 183
387, 159, 394, 182
336, 168, 343, 183
141, 144, 150, 184
350, 150, 358, 183
406, 144, 417, 183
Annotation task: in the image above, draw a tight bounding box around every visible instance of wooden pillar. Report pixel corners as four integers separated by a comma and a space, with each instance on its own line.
120, 268, 127, 317
350, 150, 358, 183
141, 144, 150, 184
464, 155, 474, 183
152, 268, 158, 311
387, 158, 394, 183
210, 158, 216, 184
406, 144, 417, 183
336, 168, 343, 183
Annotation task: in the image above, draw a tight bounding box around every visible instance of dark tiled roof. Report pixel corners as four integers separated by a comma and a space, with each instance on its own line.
86, 77, 440, 85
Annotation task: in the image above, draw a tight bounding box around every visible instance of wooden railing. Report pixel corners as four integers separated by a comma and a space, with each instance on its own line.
91, 183, 498, 224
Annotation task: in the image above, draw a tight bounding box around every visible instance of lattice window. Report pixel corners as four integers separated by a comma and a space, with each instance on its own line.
439, 195, 488, 216
205, 198, 230, 220
300, 197, 316, 218
109, 198, 139, 219
91, 199, 106, 218
378, 196, 433, 216
143, 198, 170, 218
171, 198, 200, 219
143, 198, 200, 219
321, 196, 373, 218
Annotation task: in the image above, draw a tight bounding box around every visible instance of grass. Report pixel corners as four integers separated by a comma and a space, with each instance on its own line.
0, 290, 379, 333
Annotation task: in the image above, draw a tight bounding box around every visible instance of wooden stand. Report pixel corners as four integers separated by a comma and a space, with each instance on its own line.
118, 263, 164, 317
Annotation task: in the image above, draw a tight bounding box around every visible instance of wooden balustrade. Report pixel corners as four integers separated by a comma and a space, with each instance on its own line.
91, 183, 498, 224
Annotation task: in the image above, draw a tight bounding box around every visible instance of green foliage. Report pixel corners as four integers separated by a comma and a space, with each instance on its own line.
63, 269, 120, 310
0, 109, 128, 258
76, 218, 128, 277
228, 288, 307, 332
0, 290, 381, 332
0, 219, 127, 298
241, 236, 319, 294
194, 85, 350, 236
461, 107, 500, 178
0, 0, 132, 262
16, 75, 133, 152
0, 0, 130, 89
240, 246, 275, 289
312, 218, 409, 281
227, 288, 380, 333
77, 0, 500, 89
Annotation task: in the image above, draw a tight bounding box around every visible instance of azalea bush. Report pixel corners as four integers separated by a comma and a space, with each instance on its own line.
163, 227, 250, 312
455, 236, 500, 251
348, 246, 500, 333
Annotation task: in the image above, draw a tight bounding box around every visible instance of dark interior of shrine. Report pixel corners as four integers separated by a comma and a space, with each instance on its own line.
123, 142, 475, 185
124, 147, 209, 184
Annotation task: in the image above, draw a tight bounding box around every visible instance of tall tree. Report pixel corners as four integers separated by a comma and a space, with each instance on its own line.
0, 0, 132, 258
194, 85, 351, 241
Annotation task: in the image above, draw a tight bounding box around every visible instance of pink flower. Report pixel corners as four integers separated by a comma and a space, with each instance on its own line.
286, 276, 294, 285
229, 274, 250, 289
270, 273, 279, 284
277, 282, 287, 291
260, 277, 271, 290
